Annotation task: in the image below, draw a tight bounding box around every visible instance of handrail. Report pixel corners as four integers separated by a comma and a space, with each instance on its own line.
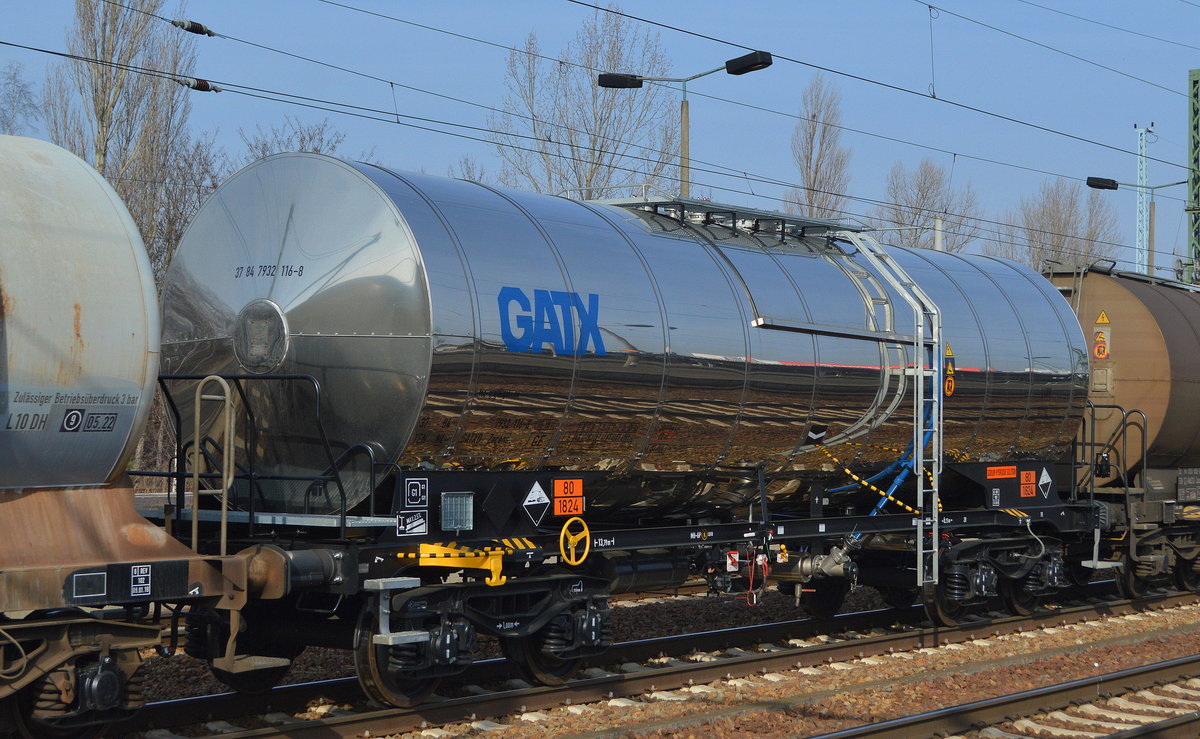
1078, 401, 1149, 566
302, 442, 384, 534
1079, 402, 1148, 493
155, 373, 354, 540
191, 376, 235, 557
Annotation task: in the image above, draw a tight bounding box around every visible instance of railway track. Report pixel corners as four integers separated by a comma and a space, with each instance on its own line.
113, 589, 1199, 738
818, 655, 1200, 738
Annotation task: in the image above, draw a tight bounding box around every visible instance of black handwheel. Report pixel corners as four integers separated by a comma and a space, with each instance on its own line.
923, 581, 967, 627
998, 576, 1040, 616
500, 628, 581, 685
1173, 557, 1200, 593
352, 602, 439, 707
800, 579, 849, 620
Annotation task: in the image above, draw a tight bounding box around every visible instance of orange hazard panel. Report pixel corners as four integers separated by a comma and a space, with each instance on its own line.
1020, 470, 1036, 484
1020, 484, 1037, 498
554, 479, 583, 497
554, 496, 584, 516
553, 478, 584, 516
986, 465, 1017, 480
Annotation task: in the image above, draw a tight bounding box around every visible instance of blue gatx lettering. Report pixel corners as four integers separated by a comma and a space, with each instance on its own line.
498, 286, 606, 356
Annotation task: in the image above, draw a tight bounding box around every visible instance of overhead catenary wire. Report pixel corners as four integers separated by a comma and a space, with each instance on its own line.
0, 41, 1147, 269
1013, 0, 1200, 53
916, 0, 1185, 98
305, 0, 1189, 197
75, 5, 1160, 254
25, 2, 1191, 255
218, 84, 1149, 260
211, 0, 1175, 205
562, 0, 1194, 175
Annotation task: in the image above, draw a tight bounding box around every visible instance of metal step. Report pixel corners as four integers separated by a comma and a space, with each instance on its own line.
1079, 560, 1122, 570
364, 576, 422, 592
373, 630, 430, 646
211, 654, 291, 673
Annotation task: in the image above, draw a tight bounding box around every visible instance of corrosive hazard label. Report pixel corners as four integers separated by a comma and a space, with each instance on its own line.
523, 482, 550, 525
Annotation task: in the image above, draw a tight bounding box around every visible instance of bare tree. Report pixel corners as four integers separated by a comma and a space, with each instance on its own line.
871, 158, 980, 252
42, 0, 226, 484
785, 73, 850, 220
451, 155, 490, 183
42, 0, 217, 282
0, 62, 39, 135
237, 115, 374, 165
489, 7, 679, 199
984, 178, 1119, 269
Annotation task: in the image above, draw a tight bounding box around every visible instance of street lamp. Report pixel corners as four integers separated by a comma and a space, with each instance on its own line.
598, 51, 772, 199
1086, 176, 1186, 275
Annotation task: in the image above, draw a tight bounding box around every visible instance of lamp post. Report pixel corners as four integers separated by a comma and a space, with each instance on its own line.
598, 51, 772, 199
1086, 176, 1186, 275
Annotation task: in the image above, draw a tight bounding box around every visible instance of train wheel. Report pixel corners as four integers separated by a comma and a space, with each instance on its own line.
998, 577, 1040, 616
923, 582, 967, 627
878, 586, 919, 610
1172, 557, 1200, 593
1116, 556, 1150, 599
800, 579, 850, 619
352, 604, 439, 707
0, 682, 105, 739
500, 629, 581, 686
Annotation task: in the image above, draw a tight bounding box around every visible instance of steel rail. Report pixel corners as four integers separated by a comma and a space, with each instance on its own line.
1111, 708, 1200, 738
113, 590, 1200, 738
812, 654, 1200, 738
114, 603, 926, 733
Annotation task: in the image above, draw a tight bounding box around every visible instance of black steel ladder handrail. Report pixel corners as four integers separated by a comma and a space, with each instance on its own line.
147, 373, 355, 540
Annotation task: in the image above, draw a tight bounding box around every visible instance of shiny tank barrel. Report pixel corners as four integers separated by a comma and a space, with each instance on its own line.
0, 135, 159, 489
161, 153, 1088, 513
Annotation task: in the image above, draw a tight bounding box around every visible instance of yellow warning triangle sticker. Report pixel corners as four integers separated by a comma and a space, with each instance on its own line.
944, 343, 954, 357
1096, 310, 1110, 324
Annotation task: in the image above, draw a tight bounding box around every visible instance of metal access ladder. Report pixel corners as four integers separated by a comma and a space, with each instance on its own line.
840, 232, 944, 588
599, 199, 944, 586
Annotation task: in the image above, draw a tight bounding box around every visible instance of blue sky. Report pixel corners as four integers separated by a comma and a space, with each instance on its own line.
3, 1, 1197, 271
